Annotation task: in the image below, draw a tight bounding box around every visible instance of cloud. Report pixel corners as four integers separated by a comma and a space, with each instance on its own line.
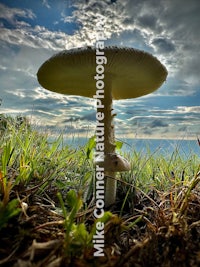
42, 0, 51, 9
0, 3, 35, 25
0, 26, 72, 50
151, 38, 175, 54
176, 106, 200, 114
65, 0, 200, 92
0, 0, 199, 91
0, 0, 199, 140
0, 2, 89, 50
148, 119, 169, 128
137, 13, 157, 30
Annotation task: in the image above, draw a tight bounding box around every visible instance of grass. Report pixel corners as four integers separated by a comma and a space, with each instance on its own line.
0, 114, 199, 267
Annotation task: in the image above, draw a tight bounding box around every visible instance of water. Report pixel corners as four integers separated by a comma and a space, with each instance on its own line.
121, 138, 200, 158
55, 136, 200, 158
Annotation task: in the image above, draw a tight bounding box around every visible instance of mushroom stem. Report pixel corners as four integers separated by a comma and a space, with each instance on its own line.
105, 170, 116, 207
103, 84, 115, 155
97, 82, 116, 207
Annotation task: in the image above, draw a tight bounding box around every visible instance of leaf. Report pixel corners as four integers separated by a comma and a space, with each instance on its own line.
115, 140, 123, 151
90, 211, 113, 237
0, 199, 21, 229
85, 136, 96, 159
66, 189, 79, 209
76, 223, 90, 243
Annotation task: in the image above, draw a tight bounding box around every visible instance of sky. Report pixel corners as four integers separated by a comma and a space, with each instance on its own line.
0, 0, 200, 141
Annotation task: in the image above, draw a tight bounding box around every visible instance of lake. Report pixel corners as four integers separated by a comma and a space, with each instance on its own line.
58, 136, 200, 158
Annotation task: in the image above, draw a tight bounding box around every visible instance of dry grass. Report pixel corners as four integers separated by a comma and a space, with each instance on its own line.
0, 171, 199, 267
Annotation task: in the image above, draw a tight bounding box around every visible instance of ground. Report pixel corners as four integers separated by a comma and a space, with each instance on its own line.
0, 178, 200, 267
0, 117, 199, 266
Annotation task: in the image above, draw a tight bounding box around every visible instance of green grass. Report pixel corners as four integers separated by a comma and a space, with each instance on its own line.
0, 114, 199, 267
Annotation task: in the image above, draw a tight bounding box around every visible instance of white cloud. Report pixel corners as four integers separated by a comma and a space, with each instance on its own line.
42, 0, 51, 9
0, 3, 35, 23
176, 106, 200, 114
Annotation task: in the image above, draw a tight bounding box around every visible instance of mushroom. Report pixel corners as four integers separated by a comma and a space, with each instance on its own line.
37, 46, 168, 207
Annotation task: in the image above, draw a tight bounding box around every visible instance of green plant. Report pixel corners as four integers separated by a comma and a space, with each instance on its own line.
0, 198, 21, 229
57, 189, 114, 259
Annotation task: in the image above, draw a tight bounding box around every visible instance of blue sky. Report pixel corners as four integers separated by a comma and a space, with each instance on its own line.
0, 0, 200, 140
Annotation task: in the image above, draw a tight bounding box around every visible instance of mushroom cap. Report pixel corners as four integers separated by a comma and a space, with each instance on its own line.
95, 153, 131, 172
37, 46, 167, 100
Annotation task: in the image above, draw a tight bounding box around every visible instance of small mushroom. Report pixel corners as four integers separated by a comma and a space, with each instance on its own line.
37, 46, 167, 207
